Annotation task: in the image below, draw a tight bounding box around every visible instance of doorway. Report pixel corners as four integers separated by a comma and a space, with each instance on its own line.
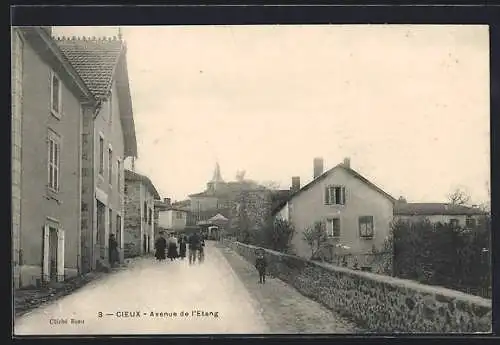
48, 227, 58, 282
97, 200, 106, 260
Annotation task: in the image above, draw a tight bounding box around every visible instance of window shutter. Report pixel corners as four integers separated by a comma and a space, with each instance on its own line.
57, 228, 65, 281
342, 187, 346, 205
43, 225, 50, 282
324, 187, 329, 205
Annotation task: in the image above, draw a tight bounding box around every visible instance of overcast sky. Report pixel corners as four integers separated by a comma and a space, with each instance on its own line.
53, 25, 490, 204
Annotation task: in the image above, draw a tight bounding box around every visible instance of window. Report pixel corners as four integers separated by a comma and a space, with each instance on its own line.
324, 186, 346, 205
50, 71, 62, 117
109, 96, 113, 125
359, 216, 374, 239
176, 211, 183, 219
117, 159, 122, 191
148, 208, 152, 225
143, 202, 148, 221
98, 136, 104, 176
108, 147, 113, 185
47, 130, 60, 192
465, 217, 476, 228
109, 208, 113, 234
450, 218, 460, 227
116, 214, 122, 245
326, 218, 341, 238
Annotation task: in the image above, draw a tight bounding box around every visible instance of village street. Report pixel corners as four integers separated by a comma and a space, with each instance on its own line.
14, 242, 359, 335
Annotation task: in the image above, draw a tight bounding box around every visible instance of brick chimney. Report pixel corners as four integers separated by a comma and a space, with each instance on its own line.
343, 157, 351, 168
313, 157, 324, 179
291, 176, 301, 192
164, 198, 171, 207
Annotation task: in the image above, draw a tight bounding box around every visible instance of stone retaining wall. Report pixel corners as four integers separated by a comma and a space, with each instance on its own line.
223, 240, 492, 333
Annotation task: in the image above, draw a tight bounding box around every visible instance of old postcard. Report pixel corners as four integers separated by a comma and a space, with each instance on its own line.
12, 24, 491, 335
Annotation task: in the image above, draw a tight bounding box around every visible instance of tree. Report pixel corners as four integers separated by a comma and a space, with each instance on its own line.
448, 188, 471, 206
235, 170, 246, 182
260, 180, 281, 190
303, 221, 328, 259
262, 218, 295, 253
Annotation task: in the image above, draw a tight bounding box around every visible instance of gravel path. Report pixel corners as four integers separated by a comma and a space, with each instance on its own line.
216, 243, 361, 334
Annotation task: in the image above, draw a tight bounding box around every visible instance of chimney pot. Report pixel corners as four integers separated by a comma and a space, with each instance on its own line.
343, 157, 351, 168
291, 176, 301, 192
313, 157, 324, 179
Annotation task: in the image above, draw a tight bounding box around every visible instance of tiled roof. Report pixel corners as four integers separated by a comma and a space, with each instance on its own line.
271, 163, 396, 215
55, 36, 124, 99
125, 169, 161, 200
18, 28, 96, 103
394, 203, 487, 216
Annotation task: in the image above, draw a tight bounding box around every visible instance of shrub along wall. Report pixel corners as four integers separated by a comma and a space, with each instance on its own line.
223, 240, 492, 333
391, 217, 491, 298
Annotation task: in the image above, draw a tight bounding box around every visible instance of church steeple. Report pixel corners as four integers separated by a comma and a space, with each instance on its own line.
207, 162, 224, 193
211, 162, 224, 183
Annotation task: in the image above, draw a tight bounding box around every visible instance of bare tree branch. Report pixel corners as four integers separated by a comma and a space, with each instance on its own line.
447, 188, 471, 206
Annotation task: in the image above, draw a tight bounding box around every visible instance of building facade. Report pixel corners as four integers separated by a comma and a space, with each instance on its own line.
158, 208, 189, 233
56, 35, 138, 272
12, 27, 97, 288
393, 202, 488, 227
124, 170, 160, 258
274, 158, 396, 260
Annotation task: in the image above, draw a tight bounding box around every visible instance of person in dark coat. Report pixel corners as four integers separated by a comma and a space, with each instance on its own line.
167, 233, 179, 260
255, 249, 268, 284
155, 232, 167, 261
109, 234, 119, 267
188, 231, 201, 265
179, 235, 187, 259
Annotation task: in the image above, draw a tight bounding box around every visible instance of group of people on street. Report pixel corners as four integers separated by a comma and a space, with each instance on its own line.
154, 230, 205, 265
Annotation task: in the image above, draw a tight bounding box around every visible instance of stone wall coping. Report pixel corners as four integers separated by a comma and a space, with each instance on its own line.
231, 241, 492, 308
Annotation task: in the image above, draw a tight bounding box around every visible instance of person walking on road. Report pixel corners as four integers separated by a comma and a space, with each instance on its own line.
154, 232, 167, 262
198, 236, 206, 263
188, 231, 201, 265
179, 235, 187, 260
167, 233, 179, 261
255, 249, 268, 284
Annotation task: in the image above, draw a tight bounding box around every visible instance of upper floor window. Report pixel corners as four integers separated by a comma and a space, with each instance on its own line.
148, 208, 152, 225
108, 147, 113, 185
450, 218, 460, 227
359, 216, 374, 239
176, 211, 183, 219
50, 71, 62, 118
143, 201, 148, 221
98, 135, 104, 176
117, 159, 122, 191
108, 95, 113, 125
47, 130, 61, 192
324, 185, 346, 205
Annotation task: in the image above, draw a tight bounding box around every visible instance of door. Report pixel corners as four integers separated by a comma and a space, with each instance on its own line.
116, 215, 122, 261
97, 201, 106, 260
49, 227, 58, 282
143, 234, 147, 253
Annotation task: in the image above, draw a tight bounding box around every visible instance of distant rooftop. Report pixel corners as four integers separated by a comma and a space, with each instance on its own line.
394, 202, 487, 216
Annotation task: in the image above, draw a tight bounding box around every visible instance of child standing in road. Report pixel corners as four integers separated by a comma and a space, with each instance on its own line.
255, 249, 267, 284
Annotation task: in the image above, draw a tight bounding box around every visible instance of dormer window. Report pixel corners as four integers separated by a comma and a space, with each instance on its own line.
324, 185, 346, 205
50, 71, 62, 118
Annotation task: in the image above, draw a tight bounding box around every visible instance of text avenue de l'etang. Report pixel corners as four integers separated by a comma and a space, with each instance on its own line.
97, 310, 219, 318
